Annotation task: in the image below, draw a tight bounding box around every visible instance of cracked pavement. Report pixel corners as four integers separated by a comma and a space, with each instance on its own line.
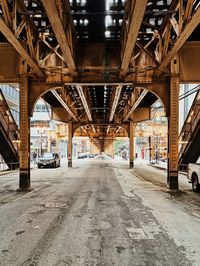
0, 156, 200, 266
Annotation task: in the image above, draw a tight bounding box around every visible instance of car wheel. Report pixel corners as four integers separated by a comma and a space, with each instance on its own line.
192, 175, 200, 192
53, 162, 56, 168
58, 161, 60, 167
38, 165, 41, 169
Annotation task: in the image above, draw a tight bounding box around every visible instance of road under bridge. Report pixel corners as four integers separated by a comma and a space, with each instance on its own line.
0, 0, 199, 191
0, 156, 200, 265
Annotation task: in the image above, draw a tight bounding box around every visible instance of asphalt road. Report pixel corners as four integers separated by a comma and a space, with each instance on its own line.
0, 156, 200, 266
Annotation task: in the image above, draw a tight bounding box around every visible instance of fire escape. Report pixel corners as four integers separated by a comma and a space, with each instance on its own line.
0, 89, 19, 169
179, 88, 200, 169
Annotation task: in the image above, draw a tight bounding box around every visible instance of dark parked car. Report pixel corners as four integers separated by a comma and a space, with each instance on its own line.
37, 152, 60, 168
77, 153, 87, 159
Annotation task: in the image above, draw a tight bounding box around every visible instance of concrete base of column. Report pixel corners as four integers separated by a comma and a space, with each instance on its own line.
167, 172, 179, 190
68, 160, 72, 167
18, 170, 31, 191
130, 160, 134, 169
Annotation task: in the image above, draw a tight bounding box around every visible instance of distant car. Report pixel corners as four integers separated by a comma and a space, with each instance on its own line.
89, 154, 94, 158
78, 154, 83, 159
37, 152, 60, 168
78, 153, 89, 159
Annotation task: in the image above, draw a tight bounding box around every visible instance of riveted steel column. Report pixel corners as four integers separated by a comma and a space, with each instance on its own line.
129, 122, 134, 168
19, 75, 31, 190
68, 122, 72, 167
167, 57, 179, 190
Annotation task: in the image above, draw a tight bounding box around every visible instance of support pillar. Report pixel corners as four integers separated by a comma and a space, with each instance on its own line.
129, 122, 134, 168
68, 122, 73, 167
167, 57, 179, 190
19, 76, 31, 190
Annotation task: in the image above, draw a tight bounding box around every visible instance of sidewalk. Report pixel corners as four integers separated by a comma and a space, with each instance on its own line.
149, 161, 167, 171
114, 156, 188, 176
148, 160, 188, 176
0, 161, 38, 176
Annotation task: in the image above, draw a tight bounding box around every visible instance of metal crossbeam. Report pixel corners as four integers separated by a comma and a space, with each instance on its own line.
0, 19, 44, 78
120, 0, 148, 77
123, 90, 148, 122
51, 90, 78, 121
159, 5, 200, 71
76, 86, 92, 122
42, 0, 77, 77
109, 86, 122, 122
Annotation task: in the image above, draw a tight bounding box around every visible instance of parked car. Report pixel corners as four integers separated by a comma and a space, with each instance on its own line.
188, 163, 200, 192
37, 152, 60, 168
77, 153, 86, 159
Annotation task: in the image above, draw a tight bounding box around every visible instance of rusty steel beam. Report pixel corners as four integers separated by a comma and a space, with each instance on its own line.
76, 85, 92, 122
167, 57, 179, 189
123, 90, 148, 122
0, 19, 44, 78
159, 5, 200, 71
120, 0, 148, 77
0, 0, 12, 28
19, 76, 31, 190
109, 85, 122, 122
51, 89, 78, 121
91, 125, 96, 133
42, 0, 77, 77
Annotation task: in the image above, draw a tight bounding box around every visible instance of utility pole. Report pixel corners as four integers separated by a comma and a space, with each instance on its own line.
149, 136, 152, 164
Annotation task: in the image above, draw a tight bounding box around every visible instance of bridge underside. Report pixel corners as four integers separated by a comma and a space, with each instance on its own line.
0, 0, 199, 190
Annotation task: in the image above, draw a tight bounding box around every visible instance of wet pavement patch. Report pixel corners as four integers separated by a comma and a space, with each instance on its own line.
15, 230, 25, 235
30, 209, 46, 217
166, 190, 187, 198
2, 250, 9, 254
116, 246, 126, 253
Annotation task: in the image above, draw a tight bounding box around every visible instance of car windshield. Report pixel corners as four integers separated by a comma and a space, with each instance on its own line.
42, 153, 54, 159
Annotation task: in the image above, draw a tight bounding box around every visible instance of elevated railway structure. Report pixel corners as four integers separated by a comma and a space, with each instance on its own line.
0, 0, 199, 190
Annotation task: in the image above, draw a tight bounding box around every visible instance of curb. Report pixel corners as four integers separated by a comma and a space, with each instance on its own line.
148, 163, 166, 171
148, 164, 188, 176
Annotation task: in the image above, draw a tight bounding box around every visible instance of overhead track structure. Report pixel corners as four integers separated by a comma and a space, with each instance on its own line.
109, 86, 122, 122
0, 0, 199, 189
120, 0, 148, 77
0, 18, 44, 78
155, 0, 200, 69
76, 86, 92, 122
42, 0, 77, 77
